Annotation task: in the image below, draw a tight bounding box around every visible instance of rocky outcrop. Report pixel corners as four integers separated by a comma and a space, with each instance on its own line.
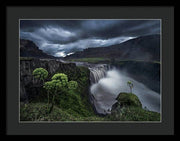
20, 58, 80, 102
20, 39, 56, 59
110, 92, 142, 116
111, 92, 142, 112
109, 92, 160, 121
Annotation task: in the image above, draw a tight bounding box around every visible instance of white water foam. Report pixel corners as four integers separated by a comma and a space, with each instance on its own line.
90, 69, 160, 114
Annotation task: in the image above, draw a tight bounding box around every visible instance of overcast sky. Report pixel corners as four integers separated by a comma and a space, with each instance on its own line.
20, 20, 160, 57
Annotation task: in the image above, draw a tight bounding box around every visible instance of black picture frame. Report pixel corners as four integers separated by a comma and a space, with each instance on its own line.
3, 3, 174, 135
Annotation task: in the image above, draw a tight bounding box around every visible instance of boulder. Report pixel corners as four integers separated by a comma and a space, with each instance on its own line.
111, 92, 142, 112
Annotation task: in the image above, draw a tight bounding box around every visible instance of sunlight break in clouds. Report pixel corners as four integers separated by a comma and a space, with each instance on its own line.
54, 51, 66, 57
38, 36, 135, 57
21, 30, 135, 57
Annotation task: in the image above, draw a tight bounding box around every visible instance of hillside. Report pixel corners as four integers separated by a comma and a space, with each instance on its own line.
65, 34, 160, 61
20, 39, 56, 59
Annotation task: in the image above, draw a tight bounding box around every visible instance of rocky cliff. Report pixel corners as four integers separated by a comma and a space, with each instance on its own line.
20, 58, 82, 102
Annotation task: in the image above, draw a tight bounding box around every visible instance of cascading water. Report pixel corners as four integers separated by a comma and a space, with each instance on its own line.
89, 68, 160, 115
89, 64, 110, 84
74, 61, 160, 115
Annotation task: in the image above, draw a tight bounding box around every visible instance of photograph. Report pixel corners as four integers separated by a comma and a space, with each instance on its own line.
19, 19, 161, 122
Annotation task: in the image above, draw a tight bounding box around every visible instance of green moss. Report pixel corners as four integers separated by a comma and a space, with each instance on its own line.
21, 62, 160, 121
20, 102, 106, 121
55, 89, 95, 117
108, 106, 160, 121
108, 92, 160, 121
114, 59, 161, 65
27, 65, 96, 120
116, 92, 142, 108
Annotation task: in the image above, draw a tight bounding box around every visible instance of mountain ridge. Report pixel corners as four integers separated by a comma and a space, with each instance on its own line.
20, 39, 57, 59
65, 34, 160, 61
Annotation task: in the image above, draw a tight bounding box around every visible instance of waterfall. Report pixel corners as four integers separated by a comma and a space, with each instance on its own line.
73, 61, 111, 115
74, 62, 110, 84
75, 61, 160, 115
88, 64, 112, 115
89, 64, 110, 84
90, 68, 160, 115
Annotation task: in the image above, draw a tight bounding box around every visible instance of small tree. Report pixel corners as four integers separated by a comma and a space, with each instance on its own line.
68, 81, 78, 90
127, 81, 133, 93
43, 81, 55, 112
42, 72, 78, 113
44, 73, 68, 113
32, 68, 48, 84
51, 73, 68, 87
43, 80, 62, 113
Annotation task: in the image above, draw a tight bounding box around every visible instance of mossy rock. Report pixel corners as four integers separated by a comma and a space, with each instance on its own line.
109, 93, 160, 121
108, 106, 160, 121
115, 92, 142, 108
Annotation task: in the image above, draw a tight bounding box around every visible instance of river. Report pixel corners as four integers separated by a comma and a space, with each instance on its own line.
66, 60, 160, 115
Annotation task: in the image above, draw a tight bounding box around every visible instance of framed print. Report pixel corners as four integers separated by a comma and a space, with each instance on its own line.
5, 5, 174, 135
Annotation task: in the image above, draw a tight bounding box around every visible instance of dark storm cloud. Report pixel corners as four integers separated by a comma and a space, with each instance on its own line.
20, 20, 160, 57
81, 20, 160, 38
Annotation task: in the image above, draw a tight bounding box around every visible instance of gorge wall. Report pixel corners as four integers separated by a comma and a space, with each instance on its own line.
20, 58, 85, 102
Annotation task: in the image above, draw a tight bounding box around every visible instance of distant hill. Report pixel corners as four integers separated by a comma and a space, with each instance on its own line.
65, 34, 160, 61
20, 39, 57, 59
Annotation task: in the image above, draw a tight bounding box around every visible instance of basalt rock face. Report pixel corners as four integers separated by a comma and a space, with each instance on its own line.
20, 58, 80, 102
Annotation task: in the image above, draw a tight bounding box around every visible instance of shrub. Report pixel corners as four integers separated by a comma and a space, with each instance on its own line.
43, 80, 63, 113
32, 68, 48, 83
68, 81, 78, 90
42, 73, 78, 113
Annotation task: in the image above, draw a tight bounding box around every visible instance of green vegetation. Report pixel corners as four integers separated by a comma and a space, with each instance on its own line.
20, 66, 100, 121
40, 70, 79, 113
108, 92, 160, 121
20, 92, 160, 121
21, 66, 160, 122
33, 68, 48, 83
68, 81, 78, 90
127, 81, 134, 94
108, 106, 160, 121
153, 61, 161, 64
20, 57, 34, 61
20, 102, 106, 121
51, 73, 68, 85
21, 67, 103, 120
67, 57, 161, 65
68, 57, 111, 64
116, 93, 142, 108
111, 59, 161, 66
43, 80, 62, 113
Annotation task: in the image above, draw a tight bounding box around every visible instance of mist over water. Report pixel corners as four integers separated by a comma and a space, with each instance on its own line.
90, 68, 160, 114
